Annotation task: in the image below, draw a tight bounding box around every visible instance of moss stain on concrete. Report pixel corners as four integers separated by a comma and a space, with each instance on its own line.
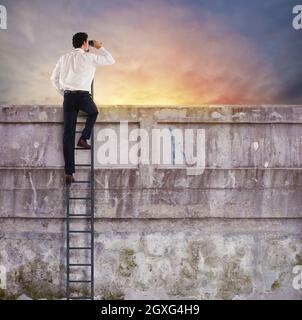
218, 261, 253, 300
15, 259, 64, 300
117, 248, 137, 277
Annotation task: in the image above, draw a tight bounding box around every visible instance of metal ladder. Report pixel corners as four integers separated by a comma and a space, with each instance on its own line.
65, 82, 95, 300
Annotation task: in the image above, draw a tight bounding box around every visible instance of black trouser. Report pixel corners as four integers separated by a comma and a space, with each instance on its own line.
63, 91, 99, 175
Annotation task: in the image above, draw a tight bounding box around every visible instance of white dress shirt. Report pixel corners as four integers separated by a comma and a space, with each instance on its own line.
50, 47, 115, 95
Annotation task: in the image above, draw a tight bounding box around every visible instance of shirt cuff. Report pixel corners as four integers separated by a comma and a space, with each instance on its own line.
99, 47, 107, 55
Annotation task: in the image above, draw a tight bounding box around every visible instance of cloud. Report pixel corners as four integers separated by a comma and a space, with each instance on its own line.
0, 0, 296, 105
93, 0, 282, 104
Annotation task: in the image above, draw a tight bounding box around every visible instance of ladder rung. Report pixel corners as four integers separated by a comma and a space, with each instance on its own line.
69, 231, 91, 234
69, 296, 92, 300
75, 130, 83, 133
69, 197, 91, 200
75, 164, 91, 167
74, 147, 91, 150
69, 247, 92, 250
73, 181, 91, 184
69, 280, 92, 283
69, 214, 92, 218
69, 264, 92, 266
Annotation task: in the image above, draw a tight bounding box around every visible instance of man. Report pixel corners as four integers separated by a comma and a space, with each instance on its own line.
50, 32, 115, 184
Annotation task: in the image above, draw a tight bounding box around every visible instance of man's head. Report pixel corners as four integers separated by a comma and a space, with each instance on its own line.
72, 32, 89, 51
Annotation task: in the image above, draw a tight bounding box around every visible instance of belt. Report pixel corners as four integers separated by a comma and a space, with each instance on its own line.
64, 90, 89, 94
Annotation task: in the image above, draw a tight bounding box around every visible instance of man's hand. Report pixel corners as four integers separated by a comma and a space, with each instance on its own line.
92, 40, 102, 49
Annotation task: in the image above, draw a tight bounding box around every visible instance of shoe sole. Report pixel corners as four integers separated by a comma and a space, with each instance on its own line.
65, 176, 75, 184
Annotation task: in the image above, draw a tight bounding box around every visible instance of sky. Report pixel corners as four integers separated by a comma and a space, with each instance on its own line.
0, 0, 301, 106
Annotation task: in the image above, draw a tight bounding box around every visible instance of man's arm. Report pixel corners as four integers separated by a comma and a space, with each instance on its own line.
91, 45, 116, 66
50, 57, 64, 96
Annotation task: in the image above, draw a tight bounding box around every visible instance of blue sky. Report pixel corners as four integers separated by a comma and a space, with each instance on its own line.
0, 0, 301, 105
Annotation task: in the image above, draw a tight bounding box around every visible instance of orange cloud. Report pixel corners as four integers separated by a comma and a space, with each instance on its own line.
0, 0, 282, 105
92, 1, 282, 105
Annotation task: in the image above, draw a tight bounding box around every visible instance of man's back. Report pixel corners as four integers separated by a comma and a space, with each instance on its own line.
59, 49, 96, 92
51, 47, 115, 95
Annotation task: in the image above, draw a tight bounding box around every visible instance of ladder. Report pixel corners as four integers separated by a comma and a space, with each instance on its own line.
65, 82, 95, 300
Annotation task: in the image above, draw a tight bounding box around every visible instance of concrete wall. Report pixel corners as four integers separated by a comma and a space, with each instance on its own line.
0, 105, 301, 300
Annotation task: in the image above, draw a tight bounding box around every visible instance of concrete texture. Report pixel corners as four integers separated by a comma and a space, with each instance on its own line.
0, 105, 301, 300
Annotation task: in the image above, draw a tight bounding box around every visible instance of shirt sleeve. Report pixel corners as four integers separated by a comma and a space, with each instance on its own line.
91, 47, 116, 66
50, 57, 64, 96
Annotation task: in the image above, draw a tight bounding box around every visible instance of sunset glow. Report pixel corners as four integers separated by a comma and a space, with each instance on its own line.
0, 0, 301, 105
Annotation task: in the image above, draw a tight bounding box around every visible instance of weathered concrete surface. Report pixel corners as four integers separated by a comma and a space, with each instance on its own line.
0, 105, 301, 300
0, 168, 301, 218
1, 219, 301, 300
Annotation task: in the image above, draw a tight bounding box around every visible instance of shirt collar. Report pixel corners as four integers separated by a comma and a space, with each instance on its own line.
75, 48, 85, 53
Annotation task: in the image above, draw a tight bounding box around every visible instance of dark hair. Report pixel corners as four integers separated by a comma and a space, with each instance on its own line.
72, 32, 88, 48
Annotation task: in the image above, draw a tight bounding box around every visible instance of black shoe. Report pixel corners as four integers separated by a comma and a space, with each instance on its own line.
65, 174, 75, 184
77, 138, 91, 149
